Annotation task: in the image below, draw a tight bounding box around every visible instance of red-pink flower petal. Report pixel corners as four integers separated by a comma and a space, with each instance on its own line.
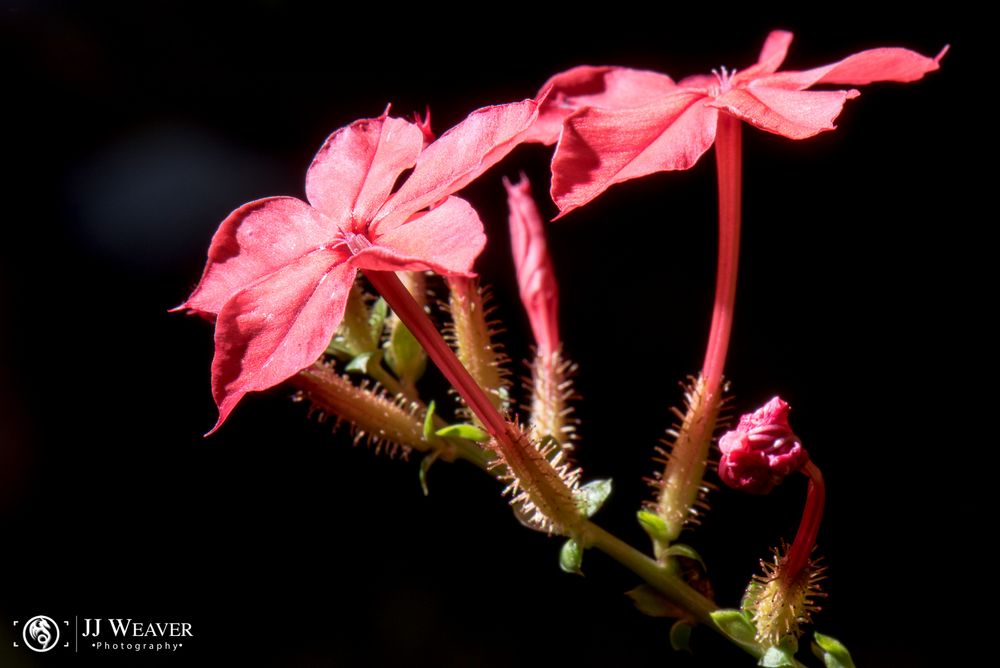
551, 92, 717, 215
305, 114, 424, 226
734, 30, 795, 83
755, 45, 946, 91
356, 196, 485, 276
210, 246, 355, 431
505, 174, 559, 357
711, 86, 859, 140
177, 197, 335, 317
527, 66, 679, 145
377, 100, 538, 228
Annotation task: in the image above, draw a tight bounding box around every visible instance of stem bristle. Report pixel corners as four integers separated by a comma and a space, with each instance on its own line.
291, 362, 426, 459
743, 542, 828, 646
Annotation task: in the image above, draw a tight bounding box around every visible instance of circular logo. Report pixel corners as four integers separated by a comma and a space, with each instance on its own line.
23, 615, 60, 652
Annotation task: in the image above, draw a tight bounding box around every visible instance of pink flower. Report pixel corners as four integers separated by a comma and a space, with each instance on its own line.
504, 173, 559, 358
535, 31, 945, 215
718, 396, 807, 495
176, 102, 538, 430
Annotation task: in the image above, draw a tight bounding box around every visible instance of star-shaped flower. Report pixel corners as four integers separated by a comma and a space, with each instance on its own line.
532, 31, 945, 215
177, 102, 538, 430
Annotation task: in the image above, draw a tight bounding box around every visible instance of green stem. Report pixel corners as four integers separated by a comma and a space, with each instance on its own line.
584, 520, 763, 659
361, 269, 786, 661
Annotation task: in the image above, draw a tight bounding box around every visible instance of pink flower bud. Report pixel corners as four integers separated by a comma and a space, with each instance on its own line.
718, 396, 807, 494
505, 173, 559, 358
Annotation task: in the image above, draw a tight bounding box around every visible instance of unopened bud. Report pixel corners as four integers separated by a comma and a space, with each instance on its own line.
718, 397, 807, 494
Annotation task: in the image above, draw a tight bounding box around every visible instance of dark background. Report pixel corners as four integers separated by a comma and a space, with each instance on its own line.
2, 3, 980, 666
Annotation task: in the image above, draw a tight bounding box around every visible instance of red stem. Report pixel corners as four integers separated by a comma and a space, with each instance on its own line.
363, 270, 509, 439
701, 113, 742, 398
785, 459, 825, 579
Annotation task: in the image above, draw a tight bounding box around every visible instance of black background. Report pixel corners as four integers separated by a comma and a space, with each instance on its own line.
2, 3, 980, 666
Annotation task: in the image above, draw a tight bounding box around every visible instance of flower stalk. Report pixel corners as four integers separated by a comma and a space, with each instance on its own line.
654, 112, 742, 551
364, 269, 582, 535
785, 460, 825, 581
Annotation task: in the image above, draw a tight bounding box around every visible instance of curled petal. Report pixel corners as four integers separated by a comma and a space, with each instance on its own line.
717, 397, 809, 494
306, 114, 424, 226
711, 87, 860, 140
755, 45, 946, 90
505, 174, 559, 357
177, 197, 336, 317
377, 100, 538, 228
358, 196, 485, 277
735, 29, 795, 82
552, 92, 717, 215
210, 246, 355, 431
527, 66, 679, 145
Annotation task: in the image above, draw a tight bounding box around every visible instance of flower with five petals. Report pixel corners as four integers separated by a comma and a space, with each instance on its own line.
177, 102, 538, 430
531, 31, 946, 215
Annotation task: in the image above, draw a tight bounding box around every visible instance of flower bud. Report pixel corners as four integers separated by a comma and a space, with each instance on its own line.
718, 396, 807, 494
505, 173, 559, 359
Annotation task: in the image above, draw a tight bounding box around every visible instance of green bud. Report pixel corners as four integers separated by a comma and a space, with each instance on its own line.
575, 479, 612, 518
559, 539, 583, 575
435, 424, 489, 442
811, 632, 856, 668
637, 510, 670, 543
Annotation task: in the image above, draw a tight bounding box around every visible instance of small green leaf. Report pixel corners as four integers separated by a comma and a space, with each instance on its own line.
670, 620, 693, 652
559, 539, 583, 575
369, 298, 388, 343
418, 451, 439, 497
423, 401, 437, 441
435, 424, 489, 442
344, 350, 380, 374
575, 479, 613, 517
811, 632, 856, 668
637, 510, 670, 543
759, 646, 796, 667
710, 609, 757, 646
663, 543, 706, 571
626, 585, 686, 618
384, 321, 426, 384
325, 335, 354, 357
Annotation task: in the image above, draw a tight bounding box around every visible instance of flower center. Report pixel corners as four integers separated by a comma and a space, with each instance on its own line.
710, 66, 736, 96
340, 230, 373, 255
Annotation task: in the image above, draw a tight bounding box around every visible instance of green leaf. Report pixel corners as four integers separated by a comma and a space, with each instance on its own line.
325, 335, 355, 357
759, 646, 796, 667
663, 543, 706, 571
811, 632, 856, 668
559, 539, 583, 575
418, 451, 439, 497
710, 609, 757, 646
369, 298, 388, 344
435, 424, 489, 442
384, 321, 426, 384
423, 401, 437, 441
575, 479, 613, 517
637, 510, 670, 543
625, 585, 685, 618
670, 621, 693, 652
344, 350, 380, 374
